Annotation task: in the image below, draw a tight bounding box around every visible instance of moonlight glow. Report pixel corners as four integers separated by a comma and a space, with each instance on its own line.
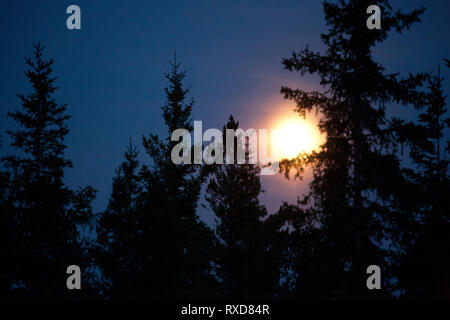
273, 117, 322, 160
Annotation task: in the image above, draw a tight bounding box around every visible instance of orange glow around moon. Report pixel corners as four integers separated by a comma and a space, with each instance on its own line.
273, 117, 323, 160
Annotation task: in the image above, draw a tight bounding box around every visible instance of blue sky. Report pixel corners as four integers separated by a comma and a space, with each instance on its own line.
1, 0, 449, 224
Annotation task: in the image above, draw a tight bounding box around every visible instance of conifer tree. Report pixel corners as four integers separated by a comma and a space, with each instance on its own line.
204, 115, 287, 299
279, 1, 427, 298
0, 43, 96, 298
397, 67, 450, 298
137, 57, 216, 298
96, 139, 143, 297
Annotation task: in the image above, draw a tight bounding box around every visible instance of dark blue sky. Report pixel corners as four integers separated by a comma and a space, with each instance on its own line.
1, 0, 449, 224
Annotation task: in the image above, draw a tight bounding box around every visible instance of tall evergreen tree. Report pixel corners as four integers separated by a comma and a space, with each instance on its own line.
96, 139, 143, 297
137, 57, 216, 298
0, 43, 96, 298
278, 1, 427, 298
204, 115, 287, 299
397, 67, 450, 298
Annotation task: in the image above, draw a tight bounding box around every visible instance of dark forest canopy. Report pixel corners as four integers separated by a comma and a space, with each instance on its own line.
0, 0, 448, 300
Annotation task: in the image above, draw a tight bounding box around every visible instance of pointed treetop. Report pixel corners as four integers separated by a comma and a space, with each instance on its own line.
225, 115, 239, 131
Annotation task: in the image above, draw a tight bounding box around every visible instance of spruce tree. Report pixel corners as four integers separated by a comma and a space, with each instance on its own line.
137, 57, 216, 298
397, 67, 450, 298
204, 115, 287, 299
96, 139, 143, 297
0, 43, 96, 298
279, 1, 427, 298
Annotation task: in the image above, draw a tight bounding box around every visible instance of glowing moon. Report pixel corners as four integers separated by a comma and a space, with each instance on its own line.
273, 117, 322, 160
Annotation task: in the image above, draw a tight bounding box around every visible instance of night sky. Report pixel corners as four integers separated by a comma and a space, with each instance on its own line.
1, 0, 449, 225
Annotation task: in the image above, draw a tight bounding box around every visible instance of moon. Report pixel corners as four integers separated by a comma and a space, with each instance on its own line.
273, 117, 322, 160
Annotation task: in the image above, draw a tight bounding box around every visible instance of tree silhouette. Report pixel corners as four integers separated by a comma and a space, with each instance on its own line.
204, 115, 288, 299
279, 0, 427, 298
96, 139, 144, 297
397, 66, 450, 298
141, 57, 217, 298
0, 43, 96, 298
